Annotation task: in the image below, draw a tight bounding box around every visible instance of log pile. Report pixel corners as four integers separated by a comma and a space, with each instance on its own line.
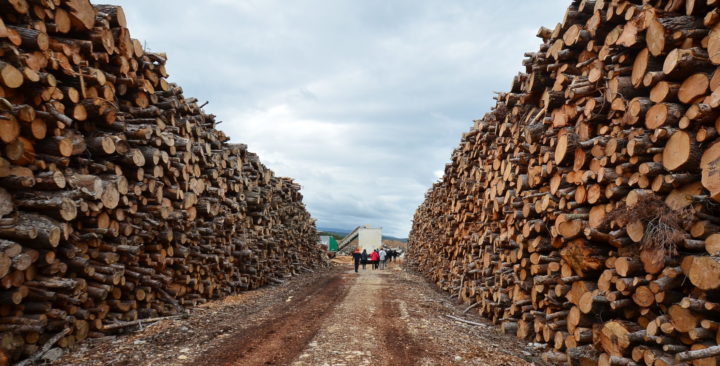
408, 0, 720, 365
0, 0, 326, 363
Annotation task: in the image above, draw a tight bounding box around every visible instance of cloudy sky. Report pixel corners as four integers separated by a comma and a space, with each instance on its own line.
114, 0, 570, 237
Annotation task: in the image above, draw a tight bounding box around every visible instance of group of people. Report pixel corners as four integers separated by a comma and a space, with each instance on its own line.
351, 247, 401, 273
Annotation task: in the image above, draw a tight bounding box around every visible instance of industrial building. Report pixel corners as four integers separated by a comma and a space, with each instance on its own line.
337, 225, 382, 252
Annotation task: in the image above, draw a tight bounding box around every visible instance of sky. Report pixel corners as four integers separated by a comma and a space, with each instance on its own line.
113, 0, 570, 237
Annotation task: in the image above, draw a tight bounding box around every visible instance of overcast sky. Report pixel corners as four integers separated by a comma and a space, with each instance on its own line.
113, 0, 570, 237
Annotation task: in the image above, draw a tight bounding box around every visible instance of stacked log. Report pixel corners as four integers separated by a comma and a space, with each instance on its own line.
0, 0, 326, 363
409, 1, 720, 365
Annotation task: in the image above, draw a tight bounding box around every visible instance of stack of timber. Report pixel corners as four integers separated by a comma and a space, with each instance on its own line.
0, 0, 327, 363
408, 0, 720, 365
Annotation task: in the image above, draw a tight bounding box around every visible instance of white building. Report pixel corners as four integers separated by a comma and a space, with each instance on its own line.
338, 225, 382, 252
357, 226, 382, 251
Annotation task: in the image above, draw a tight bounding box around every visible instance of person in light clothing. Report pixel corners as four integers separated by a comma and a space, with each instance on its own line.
379, 248, 387, 269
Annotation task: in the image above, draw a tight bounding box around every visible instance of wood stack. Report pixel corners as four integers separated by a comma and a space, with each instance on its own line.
0, 0, 327, 363
408, 0, 720, 365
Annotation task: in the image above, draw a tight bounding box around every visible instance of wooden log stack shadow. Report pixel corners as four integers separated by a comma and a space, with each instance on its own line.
408, 0, 720, 365
0, 0, 327, 363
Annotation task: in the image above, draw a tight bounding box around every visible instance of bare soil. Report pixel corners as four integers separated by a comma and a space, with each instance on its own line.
54, 261, 544, 366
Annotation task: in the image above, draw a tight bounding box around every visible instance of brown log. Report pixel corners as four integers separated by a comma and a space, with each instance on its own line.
598, 321, 645, 357
678, 73, 710, 104
646, 103, 685, 129
686, 256, 720, 290
676, 344, 720, 362
647, 15, 702, 56
700, 140, 720, 200
663, 130, 700, 171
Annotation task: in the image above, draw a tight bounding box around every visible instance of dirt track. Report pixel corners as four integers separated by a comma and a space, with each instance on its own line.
55, 262, 542, 366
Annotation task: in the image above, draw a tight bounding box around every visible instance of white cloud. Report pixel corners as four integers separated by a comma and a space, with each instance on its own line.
112, 0, 570, 236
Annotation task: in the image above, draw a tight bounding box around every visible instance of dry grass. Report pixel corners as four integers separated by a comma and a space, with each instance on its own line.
603, 193, 693, 256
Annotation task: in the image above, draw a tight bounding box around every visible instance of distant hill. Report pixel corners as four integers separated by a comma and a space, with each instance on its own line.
317, 227, 352, 235
317, 226, 407, 243
318, 231, 344, 241
383, 235, 408, 243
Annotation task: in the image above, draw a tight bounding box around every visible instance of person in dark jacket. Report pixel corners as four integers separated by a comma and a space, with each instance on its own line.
361, 249, 368, 270
352, 248, 362, 273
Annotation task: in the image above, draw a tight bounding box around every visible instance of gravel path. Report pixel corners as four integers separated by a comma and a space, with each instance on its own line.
54, 262, 543, 366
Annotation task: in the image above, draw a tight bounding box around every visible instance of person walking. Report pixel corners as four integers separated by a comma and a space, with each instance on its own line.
361, 249, 368, 270
379, 248, 387, 269
370, 249, 379, 270
352, 248, 362, 273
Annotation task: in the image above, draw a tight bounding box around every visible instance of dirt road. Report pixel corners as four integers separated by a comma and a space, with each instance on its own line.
55, 263, 541, 366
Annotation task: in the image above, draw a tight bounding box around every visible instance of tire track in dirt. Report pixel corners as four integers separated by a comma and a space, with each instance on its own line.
197, 272, 353, 366
377, 274, 425, 366
52, 264, 540, 366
